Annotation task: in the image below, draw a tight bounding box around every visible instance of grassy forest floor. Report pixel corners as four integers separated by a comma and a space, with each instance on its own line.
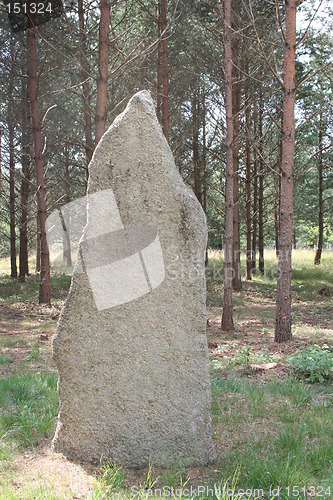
0, 249, 332, 499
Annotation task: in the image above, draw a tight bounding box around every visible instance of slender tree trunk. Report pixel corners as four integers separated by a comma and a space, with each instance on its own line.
221, 0, 234, 332
275, 0, 296, 343
27, 9, 50, 304
252, 164, 258, 273
192, 87, 201, 204
19, 80, 31, 282
314, 106, 323, 265
231, 0, 241, 291
276, 112, 283, 256
63, 144, 72, 267
156, 2, 162, 124
9, 39, 17, 278
202, 90, 208, 266
0, 128, 2, 196
36, 217, 41, 272
258, 90, 264, 275
78, 0, 93, 175
160, 0, 169, 142
245, 89, 252, 280
252, 113, 258, 273
274, 203, 279, 254
95, 0, 110, 145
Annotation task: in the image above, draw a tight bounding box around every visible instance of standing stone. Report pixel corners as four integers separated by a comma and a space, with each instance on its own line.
52, 91, 214, 466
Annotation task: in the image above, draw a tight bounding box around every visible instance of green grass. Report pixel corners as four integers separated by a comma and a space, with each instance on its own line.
210, 374, 333, 498
207, 249, 333, 305
0, 271, 71, 304
0, 250, 332, 498
0, 371, 58, 448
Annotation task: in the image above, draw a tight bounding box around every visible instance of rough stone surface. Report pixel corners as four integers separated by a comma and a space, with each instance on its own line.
52, 91, 214, 466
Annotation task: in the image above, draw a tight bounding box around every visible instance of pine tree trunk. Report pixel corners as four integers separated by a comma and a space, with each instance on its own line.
274, 203, 279, 255
19, 81, 30, 282
9, 39, 17, 278
0, 128, 2, 196
63, 144, 72, 267
160, 0, 169, 142
314, 106, 323, 265
95, 0, 110, 145
202, 91, 208, 266
36, 217, 41, 272
221, 0, 234, 332
245, 90, 252, 281
275, 0, 296, 343
156, 2, 162, 124
251, 120, 258, 273
27, 10, 50, 304
276, 113, 283, 256
231, 0, 241, 291
78, 0, 93, 174
258, 90, 264, 275
192, 88, 201, 204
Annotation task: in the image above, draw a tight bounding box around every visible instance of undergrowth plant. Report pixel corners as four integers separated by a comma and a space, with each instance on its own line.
289, 344, 333, 383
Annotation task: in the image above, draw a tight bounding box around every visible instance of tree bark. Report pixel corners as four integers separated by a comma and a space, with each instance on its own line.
27, 8, 50, 304
275, 0, 296, 343
192, 87, 202, 204
36, 217, 41, 272
258, 90, 264, 275
95, 0, 110, 145
63, 144, 72, 267
251, 113, 258, 273
19, 79, 31, 282
245, 88, 252, 280
78, 0, 93, 175
231, 0, 242, 291
0, 128, 2, 196
156, 2, 162, 124
160, 0, 169, 142
276, 112, 283, 256
9, 39, 17, 279
202, 89, 208, 266
221, 0, 234, 332
314, 105, 323, 265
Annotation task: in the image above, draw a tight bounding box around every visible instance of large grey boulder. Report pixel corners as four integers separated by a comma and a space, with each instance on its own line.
52, 91, 214, 466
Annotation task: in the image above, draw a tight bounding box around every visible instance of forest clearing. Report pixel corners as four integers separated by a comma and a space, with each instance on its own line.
0, 250, 332, 499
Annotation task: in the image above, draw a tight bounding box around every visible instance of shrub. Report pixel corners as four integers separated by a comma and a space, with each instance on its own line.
289, 344, 333, 383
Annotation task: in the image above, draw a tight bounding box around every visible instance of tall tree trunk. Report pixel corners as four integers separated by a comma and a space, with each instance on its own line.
245, 89, 252, 280
160, 0, 169, 142
19, 80, 31, 282
9, 39, 17, 278
0, 128, 2, 195
63, 144, 72, 267
27, 9, 50, 304
192, 87, 201, 204
202, 90, 208, 266
231, 0, 241, 291
252, 157, 258, 273
36, 217, 41, 272
275, 0, 296, 343
314, 105, 323, 265
258, 90, 264, 275
276, 112, 283, 256
95, 0, 110, 145
78, 0, 93, 175
221, 0, 234, 332
274, 203, 279, 255
156, 2, 162, 124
